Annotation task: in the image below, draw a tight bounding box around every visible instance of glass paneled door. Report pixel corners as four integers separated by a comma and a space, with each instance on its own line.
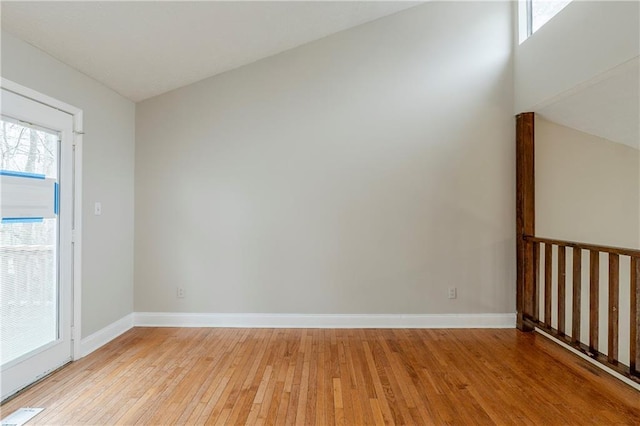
1, 88, 74, 400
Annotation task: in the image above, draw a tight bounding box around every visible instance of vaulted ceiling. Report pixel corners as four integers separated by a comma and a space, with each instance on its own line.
1, 1, 420, 102
538, 58, 639, 150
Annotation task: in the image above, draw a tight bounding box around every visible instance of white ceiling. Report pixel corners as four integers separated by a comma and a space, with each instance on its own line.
538, 58, 639, 150
1, 1, 420, 102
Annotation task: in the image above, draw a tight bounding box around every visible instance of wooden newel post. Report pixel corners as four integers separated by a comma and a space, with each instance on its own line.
516, 112, 535, 331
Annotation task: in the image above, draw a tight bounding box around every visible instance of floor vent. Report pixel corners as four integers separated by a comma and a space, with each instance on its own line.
1, 408, 44, 426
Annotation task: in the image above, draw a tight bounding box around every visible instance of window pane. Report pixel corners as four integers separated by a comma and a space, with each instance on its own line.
1, 220, 57, 365
0, 117, 58, 179
0, 118, 59, 366
532, 0, 572, 34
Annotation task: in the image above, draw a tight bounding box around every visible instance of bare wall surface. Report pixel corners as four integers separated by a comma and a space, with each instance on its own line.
135, 2, 515, 315
536, 117, 640, 249
1, 32, 136, 337
515, 1, 640, 112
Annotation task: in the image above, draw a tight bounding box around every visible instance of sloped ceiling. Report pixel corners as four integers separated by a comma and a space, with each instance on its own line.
538, 58, 639, 150
1, 1, 420, 102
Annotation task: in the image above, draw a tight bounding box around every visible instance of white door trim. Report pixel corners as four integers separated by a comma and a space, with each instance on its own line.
1, 78, 83, 362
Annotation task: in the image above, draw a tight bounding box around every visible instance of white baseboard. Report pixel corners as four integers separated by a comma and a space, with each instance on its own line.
134, 312, 516, 329
535, 328, 640, 392
76, 312, 514, 358
79, 313, 134, 358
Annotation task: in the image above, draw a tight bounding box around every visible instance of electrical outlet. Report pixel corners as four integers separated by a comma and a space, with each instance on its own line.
177, 287, 185, 298
448, 287, 457, 299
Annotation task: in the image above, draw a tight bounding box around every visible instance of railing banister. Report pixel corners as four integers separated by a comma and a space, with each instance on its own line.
533, 242, 540, 322
557, 246, 566, 335
572, 248, 582, 344
523, 235, 640, 258
545, 243, 553, 325
589, 250, 600, 354
631, 258, 639, 376
608, 253, 619, 364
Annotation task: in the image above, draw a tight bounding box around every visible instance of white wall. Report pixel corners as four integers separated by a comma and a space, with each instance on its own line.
135, 2, 515, 315
1, 32, 136, 337
515, 1, 640, 112
536, 117, 640, 249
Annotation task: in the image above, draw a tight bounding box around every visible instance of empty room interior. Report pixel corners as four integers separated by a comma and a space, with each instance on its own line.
1, 0, 639, 424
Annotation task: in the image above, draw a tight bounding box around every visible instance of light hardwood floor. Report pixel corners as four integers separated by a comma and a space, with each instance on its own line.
1, 328, 639, 425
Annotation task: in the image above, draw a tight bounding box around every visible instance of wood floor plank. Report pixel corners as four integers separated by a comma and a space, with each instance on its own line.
2, 327, 639, 425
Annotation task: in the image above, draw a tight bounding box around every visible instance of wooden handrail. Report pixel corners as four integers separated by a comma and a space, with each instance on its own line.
524, 235, 640, 258
522, 234, 640, 383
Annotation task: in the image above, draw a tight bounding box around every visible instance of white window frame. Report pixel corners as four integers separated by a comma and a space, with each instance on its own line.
1, 78, 84, 361
519, 0, 572, 44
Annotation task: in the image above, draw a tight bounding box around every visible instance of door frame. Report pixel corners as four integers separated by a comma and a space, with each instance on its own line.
1, 78, 83, 361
